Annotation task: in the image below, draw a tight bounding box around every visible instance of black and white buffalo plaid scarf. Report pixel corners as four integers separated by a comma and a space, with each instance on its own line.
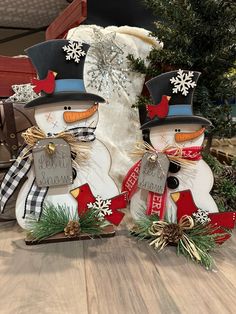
0, 126, 96, 220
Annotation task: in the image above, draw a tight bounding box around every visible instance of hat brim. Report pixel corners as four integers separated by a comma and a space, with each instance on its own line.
140, 115, 211, 130
24, 92, 105, 108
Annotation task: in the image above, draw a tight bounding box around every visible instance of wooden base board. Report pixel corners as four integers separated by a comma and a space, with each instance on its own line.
25, 225, 115, 245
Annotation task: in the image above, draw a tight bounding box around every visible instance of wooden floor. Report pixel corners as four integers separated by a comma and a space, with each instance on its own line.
0, 214, 236, 314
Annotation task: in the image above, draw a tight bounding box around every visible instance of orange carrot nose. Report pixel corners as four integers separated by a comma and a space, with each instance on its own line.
63, 104, 98, 123
175, 127, 205, 143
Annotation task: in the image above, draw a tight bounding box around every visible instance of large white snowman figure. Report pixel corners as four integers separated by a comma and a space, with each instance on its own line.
0, 40, 118, 229
123, 70, 218, 222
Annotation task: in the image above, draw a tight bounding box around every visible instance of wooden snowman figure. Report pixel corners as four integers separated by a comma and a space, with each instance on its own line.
123, 70, 219, 222
0, 40, 121, 230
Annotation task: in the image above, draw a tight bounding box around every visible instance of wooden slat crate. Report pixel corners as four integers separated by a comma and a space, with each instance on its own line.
46, 0, 87, 40
0, 56, 36, 97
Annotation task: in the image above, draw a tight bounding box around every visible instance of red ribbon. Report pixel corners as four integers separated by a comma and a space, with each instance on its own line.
122, 146, 203, 219
164, 146, 203, 161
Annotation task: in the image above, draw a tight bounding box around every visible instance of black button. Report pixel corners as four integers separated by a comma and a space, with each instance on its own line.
169, 161, 181, 173
167, 176, 179, 189
72, 168, 77, 180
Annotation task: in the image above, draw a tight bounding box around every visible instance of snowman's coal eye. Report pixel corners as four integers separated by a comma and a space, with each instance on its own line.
175, 129, 178, 132
64, 106, 67, 110
178, 129, 181, 132
68, 106, 71, 110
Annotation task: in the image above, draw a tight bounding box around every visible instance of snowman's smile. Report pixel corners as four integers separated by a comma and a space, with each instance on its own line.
63, 104, 98, 123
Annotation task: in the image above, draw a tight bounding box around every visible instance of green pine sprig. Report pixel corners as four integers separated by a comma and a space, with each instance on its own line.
130, 213, 159, 239
131, 95, 151, 108
177, 223, 229, 270
130, 213, 231, 270
79, 208, 104, 235
26, 203, 103, 241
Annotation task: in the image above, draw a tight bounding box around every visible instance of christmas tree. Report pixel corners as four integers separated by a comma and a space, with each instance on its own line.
129, 0, 236, 150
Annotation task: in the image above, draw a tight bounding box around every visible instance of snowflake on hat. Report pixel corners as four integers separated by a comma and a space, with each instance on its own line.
62, 40, 86, 63
170, 69, 196, 96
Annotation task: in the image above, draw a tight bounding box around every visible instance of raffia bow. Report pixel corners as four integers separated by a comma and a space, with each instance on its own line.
148, 215, 201, 261
132, 141, 197, 170
22, 126, 90, 165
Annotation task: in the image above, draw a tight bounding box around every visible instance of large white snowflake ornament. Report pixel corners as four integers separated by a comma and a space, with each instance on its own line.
6, 83, 39, 103
86, 29, 131, 101
170, 69, 196, 96
62, 40, 86, 63
193, 209, 211, 225
87, 196, 112, 221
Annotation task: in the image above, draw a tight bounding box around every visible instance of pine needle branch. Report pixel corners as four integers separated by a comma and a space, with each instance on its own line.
26, 203, 103, 241
130, 211, 231, 270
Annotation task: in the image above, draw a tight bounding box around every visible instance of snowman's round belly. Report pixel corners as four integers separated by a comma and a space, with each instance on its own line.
130, 160, 218, 223
175, 160, 214, 192
16, 139, 119, 229
165, 160, 218, 222
73, 139, 119, 198
44, 185, 77, 209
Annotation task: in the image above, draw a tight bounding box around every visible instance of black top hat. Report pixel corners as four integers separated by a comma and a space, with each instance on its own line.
141, 70, 211, 129
24, 39, 105, 108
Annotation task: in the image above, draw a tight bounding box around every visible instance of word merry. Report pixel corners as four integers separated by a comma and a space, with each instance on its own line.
124, 164, 140, 192
149, 194, 162, 215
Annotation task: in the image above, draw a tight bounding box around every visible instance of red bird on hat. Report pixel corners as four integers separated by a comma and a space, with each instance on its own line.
32, 70, 57, 94
146, 95, 171, 119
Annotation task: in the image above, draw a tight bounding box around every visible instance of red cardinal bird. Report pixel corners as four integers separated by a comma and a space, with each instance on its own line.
146, 95, 171, 119
171, 190, 236, 244
32, 70, 57, 94
171, 190, 199, 222
70, 183, 128, 226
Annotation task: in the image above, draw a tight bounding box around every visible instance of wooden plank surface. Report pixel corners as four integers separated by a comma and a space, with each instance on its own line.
0, 214, 236, 314
0, 55, 35, 97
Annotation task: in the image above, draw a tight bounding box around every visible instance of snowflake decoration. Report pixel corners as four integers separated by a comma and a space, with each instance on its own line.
170, 69, 196, 96
87, 196, 112, 221
86, 29, 131, 101
62, 40, 86, 63
193, 209, 211, 224
6, 83, 39, 103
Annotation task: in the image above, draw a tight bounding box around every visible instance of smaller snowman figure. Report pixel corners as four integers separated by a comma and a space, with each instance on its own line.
123, 70, 218, 222
0, 40, 119, 229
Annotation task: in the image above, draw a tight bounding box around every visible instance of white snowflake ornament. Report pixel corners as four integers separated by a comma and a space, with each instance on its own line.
87, 196, 112, 221
62, 40, 86, 63
193, 208, 211, 224
86, 29, 131, 101
170, 69, 197, 96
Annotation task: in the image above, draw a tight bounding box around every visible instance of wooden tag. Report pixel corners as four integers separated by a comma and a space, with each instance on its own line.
33, 138, 73, 188
138, 152, 170, 194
